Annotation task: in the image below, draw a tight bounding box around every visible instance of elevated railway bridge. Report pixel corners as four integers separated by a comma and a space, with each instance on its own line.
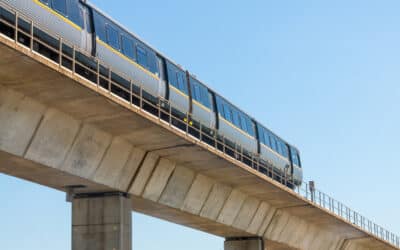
0, 2, 399, 250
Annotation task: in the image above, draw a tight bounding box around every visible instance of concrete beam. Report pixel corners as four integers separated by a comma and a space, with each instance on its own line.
225, 238, 264, 250
72, 192, 132, 250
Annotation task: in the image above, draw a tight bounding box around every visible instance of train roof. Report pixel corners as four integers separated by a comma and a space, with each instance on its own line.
83, 0, 299, 151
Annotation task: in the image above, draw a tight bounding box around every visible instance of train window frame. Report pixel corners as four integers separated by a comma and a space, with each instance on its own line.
269, 135, 277, 152
147, 53, 158, 75
176, 72, 187, 93
121, 35, 135, 60
246, 119, 255, 136
193, 83, 200, 101
263, 131, 271, 148
224, 104, 233, 122
201, 87, 211, 108
105, 24, 120, 50
240, 115, 248, 132
232, 110, 241, 129
217, 99, 225, 118
167, 65, 177, 89
136, 44, 148, 69
52, 0, 68, 16
281, 143, 289, 158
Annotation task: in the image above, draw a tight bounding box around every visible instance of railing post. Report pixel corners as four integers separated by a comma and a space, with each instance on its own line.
58, 37, 62, 67
169, 105, 172, 125
108, 68, 111, 93
140, 87, 143, 109
72, 46, 76, 74
29, 21, 34, 51
96, 60, 100, 89
185, 113, 189, 135
158, 99, 161, 121
14, 13, 18, 43
129, 80, 133, 105
200, 124, 203, 141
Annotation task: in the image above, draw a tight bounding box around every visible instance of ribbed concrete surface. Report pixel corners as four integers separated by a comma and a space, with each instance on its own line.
0, 34, 398, 250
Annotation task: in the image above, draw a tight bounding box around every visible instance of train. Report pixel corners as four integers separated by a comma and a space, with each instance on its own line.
0, 0, 303, 187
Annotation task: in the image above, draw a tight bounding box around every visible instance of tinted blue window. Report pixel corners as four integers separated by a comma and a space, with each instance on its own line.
291, 148, 301, 166
191, 78, 211, 109
147, 53, 158, 74
167, 62, 187, 94
246, 119, 255, 136
269, 135, 277, 151
281, 142, 289, 158
137, 45, 147, 68
106, 25, 119, 49
257, 126, 264, 144
177, 73, 187, 93
52, 0, 67, 15
193, 84, 200, 101
224, 104, 232, 122
69, 2, 83, 28
232, 110, 241, 128
93, 11, 107, 41
240, 116, 248, 135
121, 36, 135, 60
263, 131, 270, 148
167, 65, 177, 88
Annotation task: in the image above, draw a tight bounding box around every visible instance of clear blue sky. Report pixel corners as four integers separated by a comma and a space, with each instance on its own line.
1, 0, 400, 249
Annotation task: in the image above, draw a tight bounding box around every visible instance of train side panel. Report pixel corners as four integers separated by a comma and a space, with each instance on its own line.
218, 115, 258, 154
259, 145, 290, 174
4, 0, 84, 48
92, 10, 164, 99
95, 40, 164, 98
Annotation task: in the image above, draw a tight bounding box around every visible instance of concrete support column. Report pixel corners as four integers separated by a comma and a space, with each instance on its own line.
224, 237, 264, 250
72, 192, 132, 250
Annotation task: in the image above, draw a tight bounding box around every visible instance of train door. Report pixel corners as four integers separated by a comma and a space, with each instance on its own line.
79, 4, 92, 53
157, 55, 167, 100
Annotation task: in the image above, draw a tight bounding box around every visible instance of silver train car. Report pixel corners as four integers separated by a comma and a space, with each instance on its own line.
0, 0, 303, 187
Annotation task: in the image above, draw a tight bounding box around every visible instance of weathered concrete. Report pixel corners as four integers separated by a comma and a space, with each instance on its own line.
0, 28, 398, 250
225, 238, 264, 250
72, 193, 132, 250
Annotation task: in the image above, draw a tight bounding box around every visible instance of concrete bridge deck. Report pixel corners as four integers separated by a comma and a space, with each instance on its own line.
0, 7, 399, 250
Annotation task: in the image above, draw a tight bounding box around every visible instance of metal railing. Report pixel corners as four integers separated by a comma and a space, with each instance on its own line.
0, 2, 398, 248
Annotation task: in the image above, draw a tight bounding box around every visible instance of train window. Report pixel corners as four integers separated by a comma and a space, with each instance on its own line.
240, 115, 248, 132
232, 111, 241, 128
167, 66, 177, 88
190, 78, 211, 109
177, 73, 187, 93
121, 36, 135, 60
70, 2, 84, 29
291, 149, 300, 166
225, 104, 233, 122
106, 25, 120, 50
201, 89, 211, 108
137, 45, 148, 68
246, 119, 255, 136
263, 130, 271, 148
147, 54, 158, 74
281, 142, 289, 158
269, 135, 277, 152
193, 84, 200, 101
52, 0, 67, 16
257, 126, 264, 144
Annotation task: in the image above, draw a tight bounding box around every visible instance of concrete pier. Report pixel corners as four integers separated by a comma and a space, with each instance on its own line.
225, 238, 264, 250
72, 193, 132, 250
